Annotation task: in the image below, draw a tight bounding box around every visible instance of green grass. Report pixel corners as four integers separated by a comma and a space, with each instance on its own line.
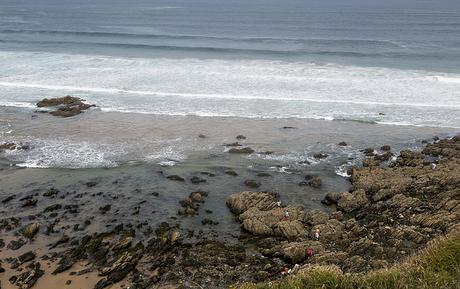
234, 232, 460, 289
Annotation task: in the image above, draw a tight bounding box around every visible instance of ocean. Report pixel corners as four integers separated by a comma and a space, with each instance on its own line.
0, 0, 459, 169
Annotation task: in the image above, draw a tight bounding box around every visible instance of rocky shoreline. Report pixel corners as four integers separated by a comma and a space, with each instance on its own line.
0, 135, 459, 288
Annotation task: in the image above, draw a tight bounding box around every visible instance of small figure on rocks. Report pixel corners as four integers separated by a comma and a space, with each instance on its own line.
306, 248, 314, 258
315, 228, 320, 240
276, 201, 282, 207
281, 211, 290, 221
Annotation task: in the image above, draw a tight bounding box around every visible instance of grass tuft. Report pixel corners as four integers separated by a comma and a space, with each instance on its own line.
234, 233, 460, 289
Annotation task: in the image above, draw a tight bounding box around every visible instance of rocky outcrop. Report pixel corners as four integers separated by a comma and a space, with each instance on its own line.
36, 95, 95, 117
228, 135, 460, 278
0, 142, 29, 152
227, 192, 307, 239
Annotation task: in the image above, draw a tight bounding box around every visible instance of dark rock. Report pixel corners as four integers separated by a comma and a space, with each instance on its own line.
178, 191, 208, 216
257, 172, 271, 177
380, 145, 391, 151
229, 147, 255, 154
374, 151, 394, 162
50, 235, 70, 249
224, 169, 238, 176
236, 135, 247, 140
37, 96, 95, 118
282, 126, 297, 129
18, 251, 36, 264
9, 262, 44, 288
86, 181, 98, 188
244, 179, 260, 188
201, 218, 219, 225
2, 195, 15, 203
224, 142, 242, 147
22, 198, 37, 208
198, 134, 207, 139
99, 205, 111, 214
313, 153, 328, 159
321, 192, 341, 205
338, 141, 348, 146
8, 239, 26, 250
307, 176, 322, 188
166, 175, 185, 182
0, 142, 29, 152
43, 187, 59, 197
190, 176, 207, 184
362, 147, 375, 156
44, 204, 62, 212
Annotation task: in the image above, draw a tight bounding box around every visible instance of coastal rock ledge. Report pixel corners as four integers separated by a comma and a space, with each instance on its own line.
227, 135, 460, 275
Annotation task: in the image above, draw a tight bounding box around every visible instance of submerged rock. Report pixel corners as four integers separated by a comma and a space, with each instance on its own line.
166, 175, 185, 182
244, 179, 260, 188
313, 153, 328, 159
228, 147, 255, 154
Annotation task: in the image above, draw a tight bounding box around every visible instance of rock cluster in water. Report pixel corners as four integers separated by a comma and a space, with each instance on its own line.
36, 95, 95, 117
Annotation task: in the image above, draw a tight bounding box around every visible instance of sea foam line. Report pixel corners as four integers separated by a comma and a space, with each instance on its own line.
0, 81, 458, 109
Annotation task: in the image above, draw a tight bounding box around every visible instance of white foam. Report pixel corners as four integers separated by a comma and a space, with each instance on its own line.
4, 139, 119, 169
0, 51, 459, 127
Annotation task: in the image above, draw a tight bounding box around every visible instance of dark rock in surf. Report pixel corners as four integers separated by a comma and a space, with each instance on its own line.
224, 169, 238, 176
313, 153, 328, 159
166, 175, 185, 182
190, 176, 207, 184
37, 95, 95, 118
380, 145, 391, 151
229, 147, 255, 154
244, 179, 260, 188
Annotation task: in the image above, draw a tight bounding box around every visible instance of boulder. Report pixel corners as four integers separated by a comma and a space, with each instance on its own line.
336, 190, 368, 213
226, 192, 279, 214
37, 96, 95, 117
322, 192, 342, 205
238, 205, 306, 239
22, 223, 39, 239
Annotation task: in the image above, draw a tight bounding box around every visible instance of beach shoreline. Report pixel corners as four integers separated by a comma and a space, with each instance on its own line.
1, 106, 459, 288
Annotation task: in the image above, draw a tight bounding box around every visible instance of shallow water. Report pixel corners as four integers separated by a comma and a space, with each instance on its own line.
1, 109, 457, 239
